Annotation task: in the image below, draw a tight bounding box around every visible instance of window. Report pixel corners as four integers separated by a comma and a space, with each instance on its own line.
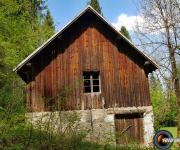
83, 71, 101, 94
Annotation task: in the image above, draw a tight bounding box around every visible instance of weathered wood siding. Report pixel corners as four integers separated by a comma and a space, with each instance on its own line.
24, 12, 151, 112
115, 113, 144, 144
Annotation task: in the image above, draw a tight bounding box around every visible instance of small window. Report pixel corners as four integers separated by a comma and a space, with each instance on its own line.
83, 71, 101, 94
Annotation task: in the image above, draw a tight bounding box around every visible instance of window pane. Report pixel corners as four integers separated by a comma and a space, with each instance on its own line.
92, 72, 99, 79
84, 86, 91, 93
83, 71, 100, 93
93, 80, 99, 86
93, 86, 99, 92
83, 72, 90, 79
84, 80, 90, 86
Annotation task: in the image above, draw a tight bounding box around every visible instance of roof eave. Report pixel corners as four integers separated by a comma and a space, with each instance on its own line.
13, 5, 93, 72
13, 5, 158, 73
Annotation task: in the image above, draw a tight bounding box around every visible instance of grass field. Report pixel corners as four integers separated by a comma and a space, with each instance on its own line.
160, 127, 177, 138
160, 127, 177, 149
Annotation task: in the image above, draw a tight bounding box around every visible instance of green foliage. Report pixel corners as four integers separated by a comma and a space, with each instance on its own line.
0, 0, 178, 148
42, 9, 55, 40
160, 127, 178, 149
0, 50, 5, 87
77, 142, 154, 150
120, 26, 131, 40
0, 1, 55, 148
88, 0, 102, 15
177, 63, 180, 78
0, 73, 25, 114
0, 0, 44, 66
149, 73, 178, 130
0, 81, 87, 149
0, 112, 87, 150
0, 0, 55, 106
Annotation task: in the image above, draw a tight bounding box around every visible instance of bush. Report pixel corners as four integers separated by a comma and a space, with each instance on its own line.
149, 74, 178, 130
0, 112, 88, 150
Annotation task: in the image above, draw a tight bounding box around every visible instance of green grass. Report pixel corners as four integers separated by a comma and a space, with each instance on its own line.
160, 127, 177, 149
160, 127, 177, 138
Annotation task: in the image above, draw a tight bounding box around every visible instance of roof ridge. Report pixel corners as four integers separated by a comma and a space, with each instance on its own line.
13, 5, 158, 72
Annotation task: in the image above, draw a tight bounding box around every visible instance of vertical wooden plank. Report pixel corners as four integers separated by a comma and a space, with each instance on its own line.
27, 16, 152, 111
26, 83, 31, 111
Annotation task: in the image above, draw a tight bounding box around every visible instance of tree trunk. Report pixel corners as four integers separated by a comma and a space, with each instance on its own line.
165, 18, 180, 143
175, 78, 180, 143
170, 52, 180, 146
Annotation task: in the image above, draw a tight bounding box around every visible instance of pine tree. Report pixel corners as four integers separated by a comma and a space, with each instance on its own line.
42, 9, 55, 39
44, 10, 54, 30
120, 26, 131, 41
0, 0, 48, 66
0, 0, 55, 113
88, 0, 102, 15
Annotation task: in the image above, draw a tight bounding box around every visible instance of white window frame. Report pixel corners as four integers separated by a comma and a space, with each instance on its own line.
83, 72, 101, 95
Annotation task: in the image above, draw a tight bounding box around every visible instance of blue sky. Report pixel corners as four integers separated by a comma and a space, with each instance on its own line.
46, 1, 180, 68
47, 0, 139, 31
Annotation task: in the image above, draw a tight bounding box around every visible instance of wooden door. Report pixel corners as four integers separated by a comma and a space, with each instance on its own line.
115, 113, 144, 145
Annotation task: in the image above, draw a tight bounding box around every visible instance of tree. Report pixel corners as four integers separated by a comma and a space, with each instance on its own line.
136, 0, 180, 142
44, 10, 54, 29
0, 0, 55, 113
120, 26, 131, 40
0, 0, 49, 66
150, 73, 178, 130
42, 9, 55, 39
178, 63, 180, 78
88, 0, 102, 15
149, 73, 166, 130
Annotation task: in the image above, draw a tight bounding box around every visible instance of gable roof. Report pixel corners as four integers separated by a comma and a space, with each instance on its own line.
13, 5, 158, 72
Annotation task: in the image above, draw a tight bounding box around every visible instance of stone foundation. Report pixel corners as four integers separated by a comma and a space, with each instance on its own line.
26, 106, 154, 146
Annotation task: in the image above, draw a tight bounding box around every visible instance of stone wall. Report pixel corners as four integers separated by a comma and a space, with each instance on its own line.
26, 106, 154, 146
143, 109, 154, 146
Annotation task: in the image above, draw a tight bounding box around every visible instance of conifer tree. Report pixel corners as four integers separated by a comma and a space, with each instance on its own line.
89, 0, 102, 15
120, 26, 131, 40
0, 0, 55, 112
43, 9, 55, 39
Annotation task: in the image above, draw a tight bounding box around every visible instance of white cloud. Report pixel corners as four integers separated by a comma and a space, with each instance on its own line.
112, 14, 144, 31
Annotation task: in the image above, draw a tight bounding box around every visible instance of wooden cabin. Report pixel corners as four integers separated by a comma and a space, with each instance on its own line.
14, 6, 158, 146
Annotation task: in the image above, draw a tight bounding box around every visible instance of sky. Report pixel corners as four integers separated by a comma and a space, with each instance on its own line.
46, 1, 180, 74
47, 0, 140, 32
